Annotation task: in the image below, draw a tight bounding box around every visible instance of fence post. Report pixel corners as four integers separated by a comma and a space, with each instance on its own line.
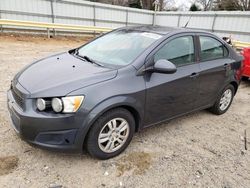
47, 28, 50, 39
125, 9, 128, 26
93, 4, 96, 36
50, 0, 56, 37
153, 11, 156, 26
177, 14, 181, 27
211, 13, 217, 32
93, 4, 96, 26
0, 7, 3, 33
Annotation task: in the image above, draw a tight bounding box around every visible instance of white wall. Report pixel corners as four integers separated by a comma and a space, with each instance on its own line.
0, 0, 250, 41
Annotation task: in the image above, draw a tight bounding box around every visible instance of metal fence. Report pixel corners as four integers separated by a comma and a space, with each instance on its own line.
0, 0, 250, 42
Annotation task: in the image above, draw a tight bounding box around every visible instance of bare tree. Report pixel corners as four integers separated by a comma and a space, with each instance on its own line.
235, 0, 250, 10
93, 0, 129, 6
214, 0, 237, 10
141, 0, 155, 10
140, 0, 174, 10
214, 0, 250, 10
90, 0, 176, 10
196, 0, 214, 10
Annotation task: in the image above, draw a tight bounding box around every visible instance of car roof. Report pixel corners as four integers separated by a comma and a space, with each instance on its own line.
118, 25, 210, 35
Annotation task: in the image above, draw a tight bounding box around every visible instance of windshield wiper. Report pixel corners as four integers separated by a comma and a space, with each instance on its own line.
83, 55, 104, 67
74, 49, 104, 67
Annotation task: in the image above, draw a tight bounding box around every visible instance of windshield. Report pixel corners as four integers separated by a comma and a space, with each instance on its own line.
77, 30, 162, 67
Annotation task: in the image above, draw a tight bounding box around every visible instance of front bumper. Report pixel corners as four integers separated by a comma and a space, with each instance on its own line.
7, 89, 85, 152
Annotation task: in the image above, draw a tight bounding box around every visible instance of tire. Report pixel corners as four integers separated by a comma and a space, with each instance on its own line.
209, 84, 235, 115
86, 108, 135, 160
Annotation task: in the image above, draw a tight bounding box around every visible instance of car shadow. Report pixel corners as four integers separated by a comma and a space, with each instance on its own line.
135, 109, 211, 138
241, 79, 250, 87
28, 109, 212, 162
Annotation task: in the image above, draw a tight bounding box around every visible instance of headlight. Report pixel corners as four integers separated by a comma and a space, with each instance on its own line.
37, 96, 84, 113
51, 96, 84, 113
36, 98, 46, 111
61, 96, 84, 113
52, 98, 63, 113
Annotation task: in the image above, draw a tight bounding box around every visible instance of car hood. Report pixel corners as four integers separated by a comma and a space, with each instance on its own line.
14, 52, 117, 98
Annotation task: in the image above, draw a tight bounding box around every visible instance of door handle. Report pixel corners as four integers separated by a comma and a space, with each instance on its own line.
190, 72, 199, 78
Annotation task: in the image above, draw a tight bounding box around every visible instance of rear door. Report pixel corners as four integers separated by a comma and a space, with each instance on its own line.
144, 34, 200, 125
196, 35, 234, 108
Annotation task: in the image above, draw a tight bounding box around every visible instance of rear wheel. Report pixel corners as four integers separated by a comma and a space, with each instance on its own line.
86, 108, 135, 159
209, 85, 235, 115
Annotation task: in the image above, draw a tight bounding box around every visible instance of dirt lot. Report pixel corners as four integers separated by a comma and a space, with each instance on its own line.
0, 34, 250, 188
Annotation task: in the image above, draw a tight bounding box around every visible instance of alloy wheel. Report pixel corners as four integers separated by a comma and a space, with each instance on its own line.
219, 89, 232, 111
98, 118, 130, 153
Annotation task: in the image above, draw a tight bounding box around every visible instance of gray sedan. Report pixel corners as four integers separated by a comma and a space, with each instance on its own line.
7, 26, 243, 159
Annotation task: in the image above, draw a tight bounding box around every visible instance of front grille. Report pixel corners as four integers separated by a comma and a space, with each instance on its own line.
12, 89, 24, 110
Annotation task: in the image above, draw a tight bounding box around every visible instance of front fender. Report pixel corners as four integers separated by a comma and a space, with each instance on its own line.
74, 95, 145, 149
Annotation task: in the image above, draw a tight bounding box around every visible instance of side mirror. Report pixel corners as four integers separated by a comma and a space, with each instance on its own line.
153, 59, 177, 74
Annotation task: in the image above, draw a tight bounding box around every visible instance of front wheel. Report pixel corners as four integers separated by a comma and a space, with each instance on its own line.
209, 84, 235, 115
86, 108, 135, 159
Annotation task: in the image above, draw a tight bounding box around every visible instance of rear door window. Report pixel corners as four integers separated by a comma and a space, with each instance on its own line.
199, 36, 228, 61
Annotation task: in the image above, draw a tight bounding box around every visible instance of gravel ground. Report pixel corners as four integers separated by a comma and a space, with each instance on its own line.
0, 34, 250, 188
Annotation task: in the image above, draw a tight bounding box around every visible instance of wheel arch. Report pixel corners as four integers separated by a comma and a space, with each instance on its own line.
230, 81, 238, 95
118, 105, 141, 132
80, 96, 144, 148
88, 104, 141, 133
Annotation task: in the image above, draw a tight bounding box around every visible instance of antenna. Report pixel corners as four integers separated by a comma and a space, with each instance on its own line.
184, 15, 192, 28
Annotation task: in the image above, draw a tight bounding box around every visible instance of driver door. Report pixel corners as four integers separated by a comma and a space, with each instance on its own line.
144, 35, 200, 126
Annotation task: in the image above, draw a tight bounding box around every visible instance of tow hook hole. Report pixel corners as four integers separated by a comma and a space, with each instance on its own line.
65, 138, 70, 144
72, 65, 75, 68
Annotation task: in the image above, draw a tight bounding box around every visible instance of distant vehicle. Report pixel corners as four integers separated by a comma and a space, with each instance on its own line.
7, 26, 243, 159
241, 47, 250, 79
